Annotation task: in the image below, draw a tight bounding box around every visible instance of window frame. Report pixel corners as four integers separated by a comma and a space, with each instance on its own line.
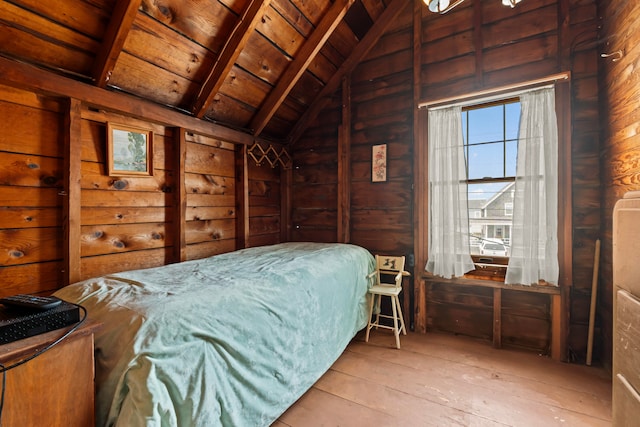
414, 82, 572, 288
461, 99, 519, 279
504, 202, 513, 216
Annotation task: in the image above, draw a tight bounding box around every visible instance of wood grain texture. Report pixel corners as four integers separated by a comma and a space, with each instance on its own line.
599, 0, 640, 368
0, 228, 62, 266
0, 322, 99, 427
186, 239, 237, 261
172, 127, 187, 262
0, 262, 63, 297
93, 0, 142, 87
0, 100, 62, 158
192, 0, 274, 117
64, 97, 82, 285
0, 0, 618, 369
140, 0, 236, 52
80, 248, 168, 280
250, 0, 354, 136
186, 219, 236, 244
278, 332, 611, 426
81, 222, 171, 256
0, 1, 98, 75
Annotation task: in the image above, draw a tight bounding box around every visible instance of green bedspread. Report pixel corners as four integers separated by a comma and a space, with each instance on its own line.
54, 242, 375, 427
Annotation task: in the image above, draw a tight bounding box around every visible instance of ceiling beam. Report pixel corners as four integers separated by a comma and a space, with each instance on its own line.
0, 55, 258, 145
191, 0, 273, 118
92, 0, 142, 88
287, 0, 409, 144
250, 0, 354, 137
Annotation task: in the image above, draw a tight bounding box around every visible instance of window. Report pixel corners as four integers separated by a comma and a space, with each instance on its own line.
421, 85, 563, 286
463, 100, 519, 264
504, 202, 513, 216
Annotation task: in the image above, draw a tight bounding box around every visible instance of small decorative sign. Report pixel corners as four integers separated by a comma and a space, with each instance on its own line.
372, 144, 387, 182
107, 123, 153, 177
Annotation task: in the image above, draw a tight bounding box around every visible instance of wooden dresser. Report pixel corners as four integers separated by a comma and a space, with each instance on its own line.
0, 320, 101, 427
613, 191, 640, 425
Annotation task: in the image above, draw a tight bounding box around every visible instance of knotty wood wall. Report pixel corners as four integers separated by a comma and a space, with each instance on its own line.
290, 1, 415, 322
248, 158, 282, 247
78, 113, 241, 279
0, 85, 65, 296
291, 94, 341, 243
0, 80, 282, 297
0, 0, 624, 365
292, 0, 603, 360
597, 0, 640, 369
292, 3, 414, 257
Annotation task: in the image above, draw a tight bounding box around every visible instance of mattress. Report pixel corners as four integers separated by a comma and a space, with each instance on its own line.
54, 242, 375, 426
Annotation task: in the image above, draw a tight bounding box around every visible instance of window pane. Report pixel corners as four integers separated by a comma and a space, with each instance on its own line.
468, 105, 504, 144
504, 202, 513, 216
468, 142, 504, 179
505, 102, 521, 140
461, 111, 468, 144
463, 100, 519, 261
506, 140, 517, 177
468, 182, 513, 257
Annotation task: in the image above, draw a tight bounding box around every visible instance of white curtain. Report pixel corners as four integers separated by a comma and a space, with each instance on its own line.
425, 106, 475, 279
506, 87, 559, 286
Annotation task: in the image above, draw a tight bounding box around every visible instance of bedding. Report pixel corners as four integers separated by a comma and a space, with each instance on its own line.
54, 242, 375, 427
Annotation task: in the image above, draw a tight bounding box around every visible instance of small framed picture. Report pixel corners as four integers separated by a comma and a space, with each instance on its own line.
107, 123, 153, 177
372, 144, 387, 182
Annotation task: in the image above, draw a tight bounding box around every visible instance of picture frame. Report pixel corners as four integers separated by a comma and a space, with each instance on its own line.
372, 144, 387, 182
107, 122, 153, 177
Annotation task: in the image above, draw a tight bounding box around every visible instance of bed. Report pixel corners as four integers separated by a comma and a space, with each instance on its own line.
53, 242, 375, 427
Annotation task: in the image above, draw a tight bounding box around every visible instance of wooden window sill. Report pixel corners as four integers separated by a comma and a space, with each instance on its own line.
421, 274, 561, 295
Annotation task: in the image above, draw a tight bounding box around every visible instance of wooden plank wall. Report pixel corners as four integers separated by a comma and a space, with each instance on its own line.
290, 1, 415, 322
568, 0, 603, 363
292, 0, 602, 359
420, 0, 601, 359
248, 160, 282, 247
598, 0, 640, 369
184, 133, 237, 259
291, 96, 341, 243
349, 6, 414, 258
0, 82, 282, 296
418, 0, 602, 358
291, 3, 414, 256
0, 84, 65, 296
78, 113, 178, 279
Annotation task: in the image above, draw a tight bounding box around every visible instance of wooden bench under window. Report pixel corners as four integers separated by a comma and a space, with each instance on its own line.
415, 273, 563, 361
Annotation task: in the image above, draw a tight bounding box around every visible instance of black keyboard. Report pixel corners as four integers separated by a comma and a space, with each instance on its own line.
0, 302, 80, 345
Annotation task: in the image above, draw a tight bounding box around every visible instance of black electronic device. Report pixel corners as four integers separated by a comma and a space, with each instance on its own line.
0, 294, 63, 311
0, 300, 80, 345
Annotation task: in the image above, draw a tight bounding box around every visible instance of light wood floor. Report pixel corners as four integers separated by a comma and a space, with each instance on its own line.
275, 331, 612, 426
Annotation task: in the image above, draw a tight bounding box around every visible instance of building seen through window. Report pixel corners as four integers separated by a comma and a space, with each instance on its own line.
462, 100, 520, 258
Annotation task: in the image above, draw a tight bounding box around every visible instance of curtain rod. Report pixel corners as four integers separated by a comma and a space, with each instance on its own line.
418, 71, 571, 109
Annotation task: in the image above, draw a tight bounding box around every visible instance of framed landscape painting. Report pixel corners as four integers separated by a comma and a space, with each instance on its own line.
107, 122, 153, 177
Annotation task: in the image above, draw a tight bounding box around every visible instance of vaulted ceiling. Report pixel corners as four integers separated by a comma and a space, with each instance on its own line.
0, 0, 408, 143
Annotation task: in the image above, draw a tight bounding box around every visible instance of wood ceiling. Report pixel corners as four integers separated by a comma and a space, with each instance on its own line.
0, 0, 408, 143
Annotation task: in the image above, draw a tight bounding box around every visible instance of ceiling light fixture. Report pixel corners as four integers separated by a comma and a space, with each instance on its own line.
424, 0, 522, 13
423, 0, 464, 14
502, 0, 522, 7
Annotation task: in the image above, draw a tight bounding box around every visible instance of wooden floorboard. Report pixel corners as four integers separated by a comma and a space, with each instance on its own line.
277, 331, 612, 426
